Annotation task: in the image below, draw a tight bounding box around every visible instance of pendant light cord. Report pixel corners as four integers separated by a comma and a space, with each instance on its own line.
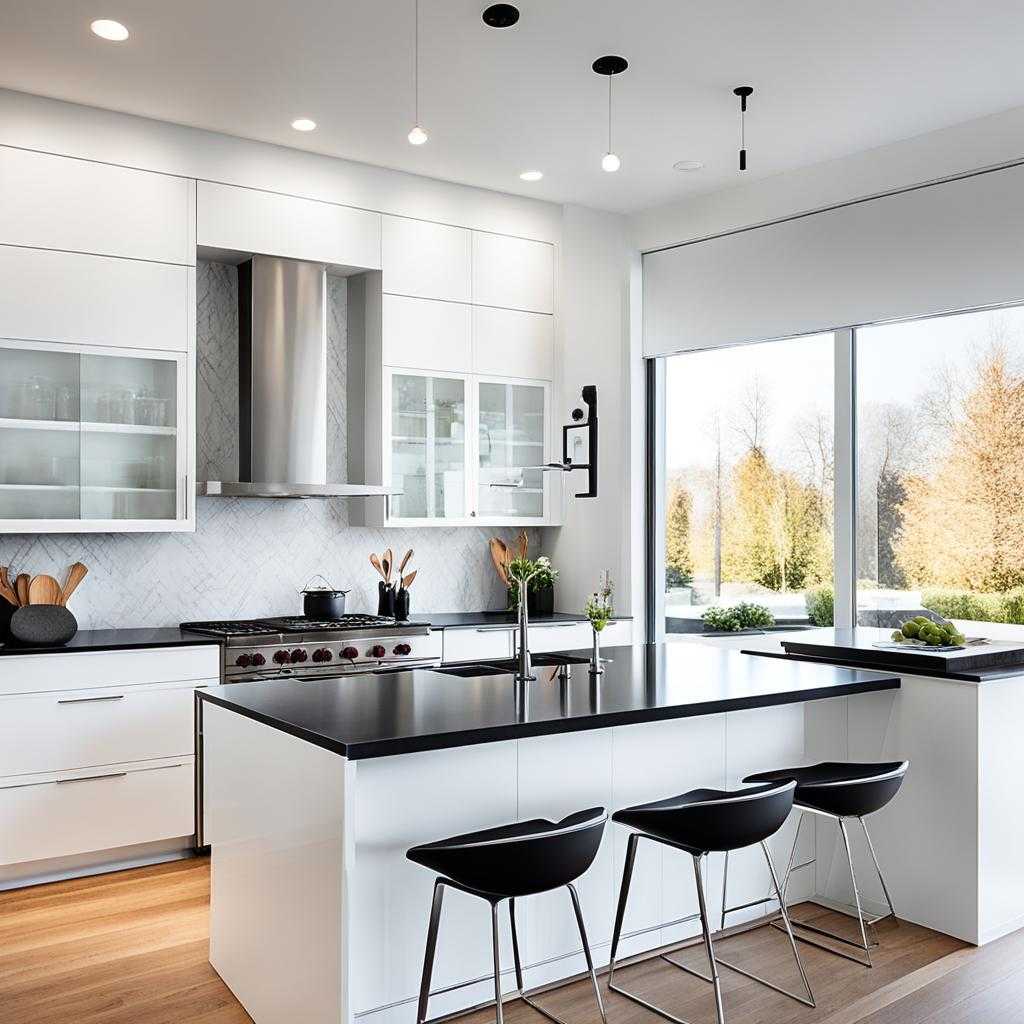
414, 0, 420, 125
607, 74, 612, 152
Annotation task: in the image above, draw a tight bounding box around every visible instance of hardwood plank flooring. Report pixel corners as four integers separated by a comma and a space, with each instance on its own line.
0, 856, 1020, 1024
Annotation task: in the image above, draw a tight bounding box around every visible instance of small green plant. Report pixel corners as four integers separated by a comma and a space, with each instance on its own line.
805, 585, 835, 627
701, 602, 775, 632
584, 571, 614, 632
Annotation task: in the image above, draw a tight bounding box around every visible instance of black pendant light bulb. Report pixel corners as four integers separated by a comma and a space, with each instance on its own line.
734, 85, 753, 170
408, 0, 428, 145
593, 55, 628, 172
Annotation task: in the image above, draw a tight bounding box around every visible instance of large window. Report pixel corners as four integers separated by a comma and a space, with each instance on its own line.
662, 334, 834, 633
655, 305, 1024, 640
856, 306, 1024, 637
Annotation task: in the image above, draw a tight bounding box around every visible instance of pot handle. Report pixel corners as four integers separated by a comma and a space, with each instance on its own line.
299, 574, 350, 594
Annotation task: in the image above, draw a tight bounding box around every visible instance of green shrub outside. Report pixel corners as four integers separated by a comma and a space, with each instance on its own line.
701, 601, 775, 632
922, 587, 1024, 625
805, 585, 834, 627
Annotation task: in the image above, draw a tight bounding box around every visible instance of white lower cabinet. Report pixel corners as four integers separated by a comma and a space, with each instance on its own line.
0, 645, 218, 881
0, 758, 194, 866
442, 626, 514, 663
441, 620, 632, 664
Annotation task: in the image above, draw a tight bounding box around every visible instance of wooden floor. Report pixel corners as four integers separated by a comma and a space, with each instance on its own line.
1, 857, 1023, 1024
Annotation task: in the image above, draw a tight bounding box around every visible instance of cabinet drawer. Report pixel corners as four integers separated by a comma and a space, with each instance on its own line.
0, 147, 194, 265
472, 232, 554, 313
382, 217, 471, 302
473, 306, 553, 379
0, 684, 204, 777
0, 645, 220, 697
0, 758, 194, 866
0, 246, 192, 353
442, 627, 513, 664
383, 294, 471, 372
197, 181, 381, 270
529, 623, 592, 654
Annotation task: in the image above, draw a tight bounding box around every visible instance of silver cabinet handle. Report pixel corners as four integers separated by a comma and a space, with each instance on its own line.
57, 694, 126, 705
57, 771, 128, 785
475, 626, 516, 633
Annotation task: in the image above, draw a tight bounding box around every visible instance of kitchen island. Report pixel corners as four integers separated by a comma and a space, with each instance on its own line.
198, 643, 900, 1024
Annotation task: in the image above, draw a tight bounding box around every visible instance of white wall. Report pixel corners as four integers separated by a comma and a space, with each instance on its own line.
633, 104, 1024, 253
547, 205, 636, 616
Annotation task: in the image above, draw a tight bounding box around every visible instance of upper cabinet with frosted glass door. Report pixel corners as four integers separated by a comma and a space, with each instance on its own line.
0, 146, 196, 532
354, 217, 558, 527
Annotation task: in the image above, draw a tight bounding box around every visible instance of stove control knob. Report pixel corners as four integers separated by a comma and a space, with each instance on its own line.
393, 643, 412, 656
341, 646, 359, 661
312, 648, 333, 663
235, 653, 252, 668
251, 652, 266, 667
290, 648, 308, 664
273, 650, 290, 665
369, 644, 387, 659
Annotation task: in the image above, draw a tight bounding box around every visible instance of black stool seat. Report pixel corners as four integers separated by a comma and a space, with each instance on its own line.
407, 806, 606, 898
743, 761, 908, 817
612, 780, 796, 854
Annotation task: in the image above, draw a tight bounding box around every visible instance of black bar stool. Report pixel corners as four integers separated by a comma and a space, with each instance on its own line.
736, 760, 909, 967
407, 807, 608, 1024
608, 780, 813, 1024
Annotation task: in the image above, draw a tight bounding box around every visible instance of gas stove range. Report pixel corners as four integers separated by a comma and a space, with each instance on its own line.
180, 615, 441, 682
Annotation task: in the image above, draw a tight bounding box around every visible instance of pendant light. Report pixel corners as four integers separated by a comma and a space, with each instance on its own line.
408, 0, 428, 145
733, 85, 753, 170
592, 55, 628, 172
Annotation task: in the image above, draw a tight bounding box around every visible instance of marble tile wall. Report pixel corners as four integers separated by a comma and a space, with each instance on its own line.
0, 262, 534, 629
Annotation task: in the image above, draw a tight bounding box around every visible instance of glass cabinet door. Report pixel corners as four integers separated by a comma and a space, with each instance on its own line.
80, 353, 180, 521
0, 341, 184, 527
390, 372, 466, 520
476, 380, 547, 519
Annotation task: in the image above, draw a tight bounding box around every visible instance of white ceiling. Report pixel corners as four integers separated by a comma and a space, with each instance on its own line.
2, 1, 1024, 214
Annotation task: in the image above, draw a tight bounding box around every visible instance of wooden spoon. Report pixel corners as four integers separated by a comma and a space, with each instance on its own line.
516, 529, 529, 560
61, 562, 89, 606
489, 538, 509, 586
400, 570, 417, 590
369, 553, 386, 580
29, 574, 63, 605
15, 573, 30, 607
0, 571, 17, 607
399, 549, 414, 574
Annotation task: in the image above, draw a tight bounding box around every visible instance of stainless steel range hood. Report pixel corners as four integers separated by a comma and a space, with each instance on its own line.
199, 255, 395, 500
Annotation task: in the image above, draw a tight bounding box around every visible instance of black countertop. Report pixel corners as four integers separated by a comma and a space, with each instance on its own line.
406, 612, 630, 629
196, 642, 900, 760
0, 627, 221, 657
751, 627, 1024, 682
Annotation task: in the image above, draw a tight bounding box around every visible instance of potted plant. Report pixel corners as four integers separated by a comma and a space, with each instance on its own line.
506, 555, 559, 615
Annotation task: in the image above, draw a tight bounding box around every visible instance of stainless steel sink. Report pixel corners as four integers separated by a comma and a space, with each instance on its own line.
434, 653, 589, 679
434, 663, 511, 678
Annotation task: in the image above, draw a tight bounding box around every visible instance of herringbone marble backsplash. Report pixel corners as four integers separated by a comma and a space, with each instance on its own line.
0, 262, 533, 629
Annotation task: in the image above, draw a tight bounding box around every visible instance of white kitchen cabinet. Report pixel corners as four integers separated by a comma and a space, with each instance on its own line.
472, 305, 554, 379
0, 758, 195, 867
197, 180, 381, 270
0, 146, 195, 265
472, 231, 554, 313
381, 216, 471, 302
442, 626, 514, 664
440, 620, 632, 664
381, 369, 553, 526
0, 339, 193, 532
0, 246, 192, 354
382, 294, 471, 372
0, 644, 218, 885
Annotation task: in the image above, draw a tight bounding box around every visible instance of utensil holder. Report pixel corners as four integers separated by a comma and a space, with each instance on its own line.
9, 605, 78, 647
395, 588, 410, 621
378, 581, 397, 618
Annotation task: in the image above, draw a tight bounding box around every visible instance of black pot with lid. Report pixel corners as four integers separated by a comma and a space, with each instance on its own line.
300, 575, 351, 620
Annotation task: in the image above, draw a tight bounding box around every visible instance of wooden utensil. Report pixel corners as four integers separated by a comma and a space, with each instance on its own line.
0, 576, 17, 607
382, 547, 393, 583
489, 538, 509, 585
0, 567, 14, 602
29, 574, 63, 606
401, 570, 417, 589
516, 529, 529, 560
399, 549, 414, 574
15, 574, 30, 608
369, 553, 386, 580
60, 562, 89, 606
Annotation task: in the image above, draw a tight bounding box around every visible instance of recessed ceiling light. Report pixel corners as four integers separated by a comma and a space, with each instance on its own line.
482, 4, 520, 28
90, 19, 129, 41
519, 170, 543, 182
291, 118, 317, 132
673, 160, 704, 172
